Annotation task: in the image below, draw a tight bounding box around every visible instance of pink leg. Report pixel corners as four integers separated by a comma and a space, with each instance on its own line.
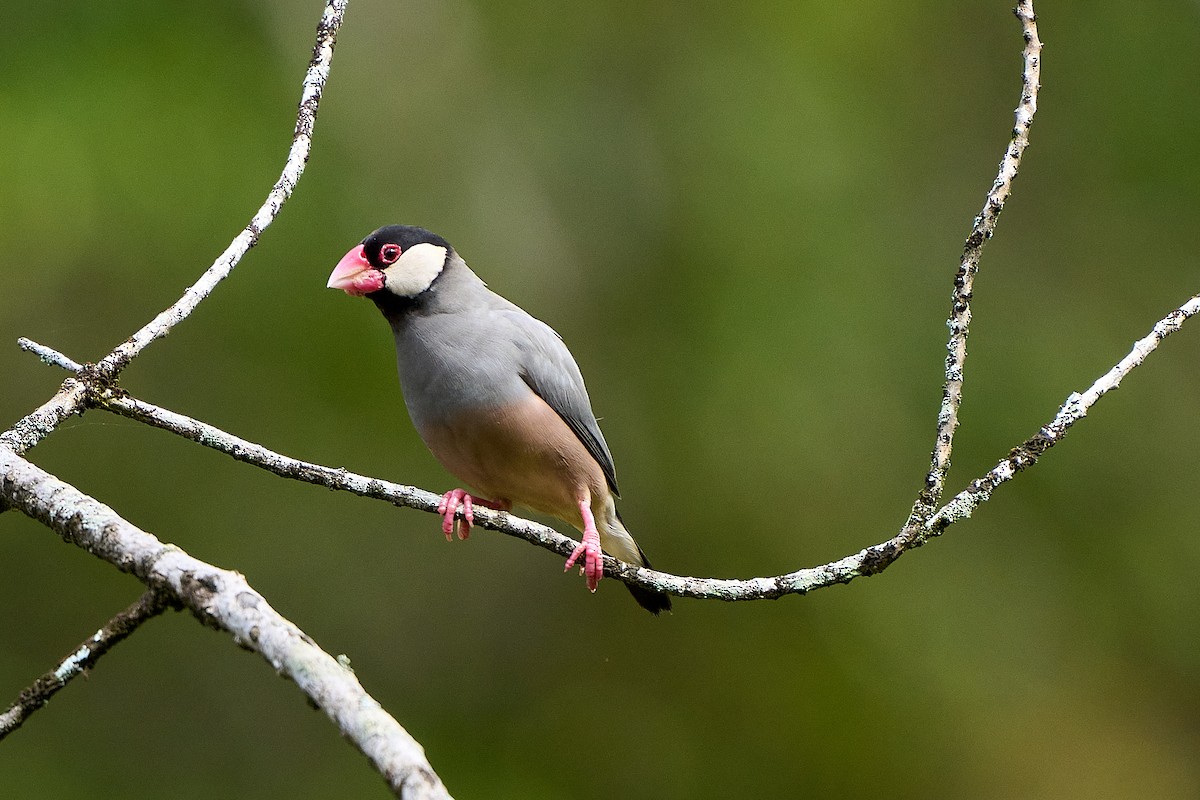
436, 489, 510, 541
564, 499, 603, 592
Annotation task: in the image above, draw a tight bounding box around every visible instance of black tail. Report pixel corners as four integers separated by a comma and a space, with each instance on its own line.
627, 582, 672, 614
627, 546, 672, 615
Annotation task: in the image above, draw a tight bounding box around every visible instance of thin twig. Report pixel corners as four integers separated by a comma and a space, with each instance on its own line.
0, 378, 88, 457
92, 0, 346, 381
20, 289, 1196, 601
0, 340, 88, 460
0, 0, 348, 460
906, 0, 1042, 528
0, 445, 452, 800
18, 339, 82, 373
924, 293, 1200, 536
0, 590, 175, 741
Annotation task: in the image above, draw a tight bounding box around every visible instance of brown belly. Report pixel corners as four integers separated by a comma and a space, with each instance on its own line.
416, 393, 607, 526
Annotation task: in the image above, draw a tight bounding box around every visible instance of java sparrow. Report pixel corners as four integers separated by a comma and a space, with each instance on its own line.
327, 225, 671, 614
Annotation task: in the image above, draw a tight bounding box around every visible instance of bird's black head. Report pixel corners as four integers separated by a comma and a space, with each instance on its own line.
328, 225, 454, 301
359, 225, 452, 270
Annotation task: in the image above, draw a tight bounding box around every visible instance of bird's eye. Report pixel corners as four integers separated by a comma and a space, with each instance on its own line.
379, 243, 402, 265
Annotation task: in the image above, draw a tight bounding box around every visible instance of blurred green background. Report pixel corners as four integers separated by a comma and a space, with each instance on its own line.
3, 1, 1200, 797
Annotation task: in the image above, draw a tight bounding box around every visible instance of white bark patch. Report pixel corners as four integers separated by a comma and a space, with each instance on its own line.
54, 645, 92, 682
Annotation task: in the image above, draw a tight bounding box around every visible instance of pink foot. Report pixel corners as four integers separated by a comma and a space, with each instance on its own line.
564, 499, 603, 592
437, 489, 473, 540
436, 490, 511, 541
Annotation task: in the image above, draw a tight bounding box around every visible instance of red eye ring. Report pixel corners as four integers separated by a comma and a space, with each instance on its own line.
379, 243, 402, 265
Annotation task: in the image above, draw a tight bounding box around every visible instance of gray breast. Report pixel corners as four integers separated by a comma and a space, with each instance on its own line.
393, 308, 533, 432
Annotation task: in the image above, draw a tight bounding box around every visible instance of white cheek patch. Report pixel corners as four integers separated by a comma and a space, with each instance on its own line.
382, 243, 448, 298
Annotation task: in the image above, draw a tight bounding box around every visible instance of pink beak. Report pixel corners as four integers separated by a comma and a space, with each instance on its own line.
327, 245, 383, 296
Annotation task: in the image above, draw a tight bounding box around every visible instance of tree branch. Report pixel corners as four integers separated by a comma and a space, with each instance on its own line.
922, 293, 1200, 534
91, 0, 348, 382
20, 286, 1198, 601
0, 0, 347, 461
0, 589, 175, 741
0, 444, 451, 800
906, 0, 1043, 529
0, 378, 88, 457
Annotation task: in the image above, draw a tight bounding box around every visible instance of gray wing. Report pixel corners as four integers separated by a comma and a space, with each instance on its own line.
504, 309, 620, 496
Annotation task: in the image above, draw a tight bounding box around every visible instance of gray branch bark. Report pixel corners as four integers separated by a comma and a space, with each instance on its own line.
0, 590, 174, 741
0, 445, 450, 800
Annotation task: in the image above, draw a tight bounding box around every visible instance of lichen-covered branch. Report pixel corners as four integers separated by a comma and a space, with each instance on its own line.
0, 444, 452, 800
0, 377, 88, 457
0, 590, 175, 741
923, 292, 1200, 537
20, 289, 1197, 602
906, 0, 1043, 528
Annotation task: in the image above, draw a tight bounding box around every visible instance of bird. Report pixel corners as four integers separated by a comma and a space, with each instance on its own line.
327, 224, 672, 614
